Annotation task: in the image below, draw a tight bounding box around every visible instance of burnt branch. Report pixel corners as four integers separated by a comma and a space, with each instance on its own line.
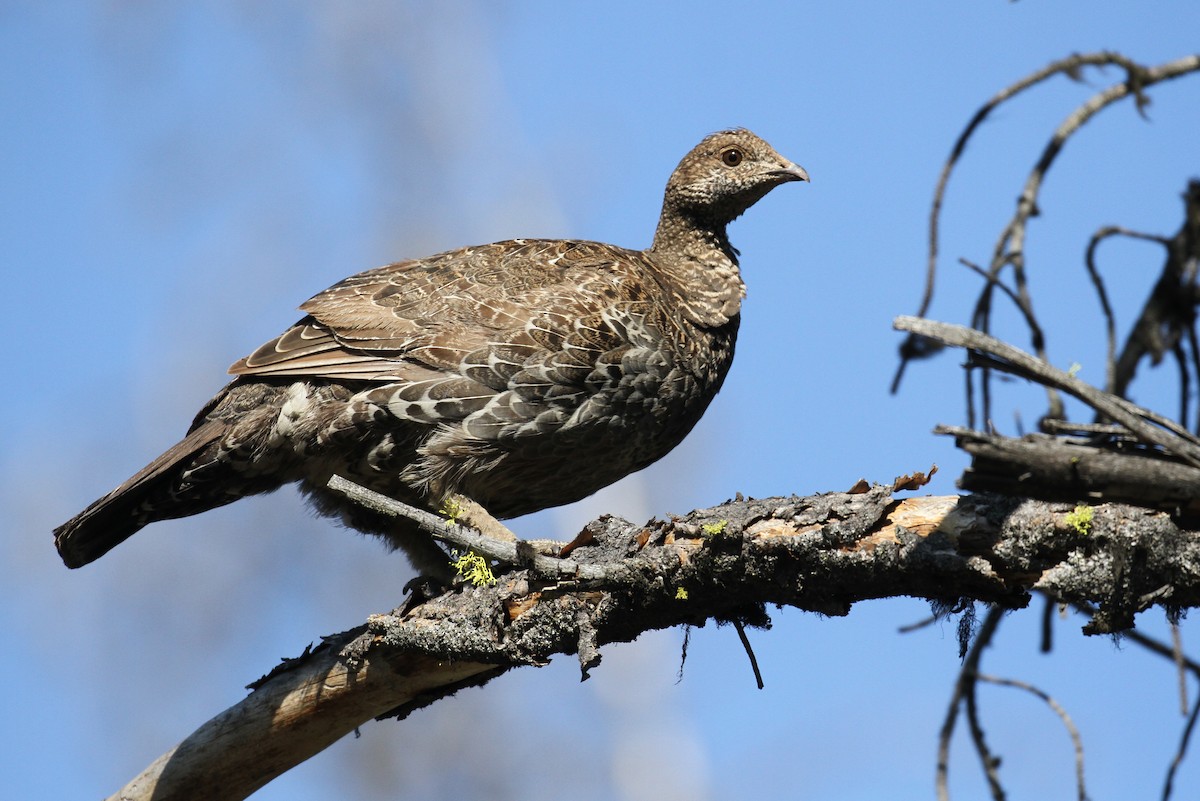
920, 52, 1158, 322
1103, 182, 1200, 414
108, 484, 1200, 800
937, 426, 1200, 522
895, 52, 1200, 417
895, 316, 1200, 466
1083, 225, 1172, 395
976, 672, 1089, 801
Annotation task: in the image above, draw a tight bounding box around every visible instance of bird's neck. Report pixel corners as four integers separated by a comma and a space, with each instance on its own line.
647, 205, 745, 328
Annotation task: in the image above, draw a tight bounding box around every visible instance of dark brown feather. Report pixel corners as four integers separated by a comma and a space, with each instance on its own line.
54, 418, 228, 568
54, 129, 808, 572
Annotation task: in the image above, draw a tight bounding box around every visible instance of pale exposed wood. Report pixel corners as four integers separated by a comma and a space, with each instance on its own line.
109, 639, 494, 801
108, 486, 1200, 800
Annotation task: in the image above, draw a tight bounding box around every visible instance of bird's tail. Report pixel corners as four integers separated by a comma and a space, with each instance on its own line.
54, 419, 230, 568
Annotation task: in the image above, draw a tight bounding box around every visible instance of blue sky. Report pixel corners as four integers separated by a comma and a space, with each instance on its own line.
4, 3, 1200, 799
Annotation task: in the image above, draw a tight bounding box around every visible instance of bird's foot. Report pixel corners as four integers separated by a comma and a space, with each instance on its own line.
400, 574, 452, 609
440, 493, 518, 542
520, 538, 571, 557
440, 493, 568, 569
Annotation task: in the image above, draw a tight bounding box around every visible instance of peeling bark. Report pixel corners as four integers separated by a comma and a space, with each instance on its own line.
109, 487, 1200, 801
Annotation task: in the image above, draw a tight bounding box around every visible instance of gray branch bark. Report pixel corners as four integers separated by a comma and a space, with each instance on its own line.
109, 486, 1200, 801
938, 425, 1200, 521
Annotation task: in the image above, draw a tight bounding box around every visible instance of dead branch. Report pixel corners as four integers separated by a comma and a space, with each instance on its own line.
1105, 181, 1200, 409
983, 55, 1200, 359
936, 426, 1200, 521
975, 672, 1089, 801
920, 51, 1158, 322
890, 49, 1200, 801
937, 606, 1005, 801
895, 52, 1200, 409
894, 315, 1200, 465
110, 485, 1200, 800
1083, 225, 1172, 395
1165, 692, 1200, 801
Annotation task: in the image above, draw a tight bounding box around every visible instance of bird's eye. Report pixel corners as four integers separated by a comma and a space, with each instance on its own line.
720, 147, 743, 167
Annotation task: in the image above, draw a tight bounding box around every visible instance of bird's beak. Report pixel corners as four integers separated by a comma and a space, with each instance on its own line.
771, 162, 810, 183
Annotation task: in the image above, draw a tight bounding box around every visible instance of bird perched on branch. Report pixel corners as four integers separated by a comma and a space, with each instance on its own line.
55, 129, 808, 574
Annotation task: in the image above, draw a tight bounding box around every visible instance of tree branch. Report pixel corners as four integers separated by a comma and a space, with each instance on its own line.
935, 425, 1200, 521
110, 485, 1200, 800
894, 315, 1200, 465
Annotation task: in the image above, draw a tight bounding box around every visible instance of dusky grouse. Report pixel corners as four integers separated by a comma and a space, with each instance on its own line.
55, 128, 808, 573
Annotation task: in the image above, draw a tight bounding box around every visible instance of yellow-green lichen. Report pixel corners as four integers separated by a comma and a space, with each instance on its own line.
439, 498, 464, 526
1064, 505, 1094, 536
675, 587, 689, 601
451, 549, 496, 586
701, 520, 729, 537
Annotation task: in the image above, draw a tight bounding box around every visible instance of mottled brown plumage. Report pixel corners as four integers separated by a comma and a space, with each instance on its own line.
55, 129, 808, 572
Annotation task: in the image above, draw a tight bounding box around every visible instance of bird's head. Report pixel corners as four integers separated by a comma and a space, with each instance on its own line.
662, 128, 809, 225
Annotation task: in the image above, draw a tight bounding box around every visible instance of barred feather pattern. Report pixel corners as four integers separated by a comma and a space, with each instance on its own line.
54, 129, 808, 571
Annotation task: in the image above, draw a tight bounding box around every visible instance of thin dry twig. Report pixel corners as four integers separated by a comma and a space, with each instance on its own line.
1083, 225, 1171, 394
937, 606, 1006, 801
1164, 691, 1200, 801
958, 257, 1042, 345
1173, 621, 1189, 715
1185, 328, 1200, 434
733, 620, 765, 690
898, 614, 940, 634
1097, 183, 1200, 429
921, 52, 1154, 321
1070, 601, 1200, 678
964, 668, 1007, 801
895, 316, 1200, 467
976, 673, 1089, 801
896, 52, 1200, 413
977, 55, 1200, 421
325, 475, 601, 580
1073, 600, 1200, 801
1040, 597, 1056, 654
982, 54, 1197, 326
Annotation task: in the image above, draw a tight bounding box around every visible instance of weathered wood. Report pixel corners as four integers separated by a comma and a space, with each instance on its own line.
109, 486, 1200, 800
109, 638, 496, 801
939, 425, 1200, 522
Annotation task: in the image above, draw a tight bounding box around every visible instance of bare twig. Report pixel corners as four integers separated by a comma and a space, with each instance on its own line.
976, 673, 1089, 801
1173, 621, 1189, 715
958, 257, 1044, 346
1040, 596, 1055, 654
1101, 182, 1200, 431
921, 52, 1157, 321
1174, 343, 1193, 445
895, 316, 1200, 467
898, 614, 939, 634
325, 474, 602, 580
733, 620, 765, 690
1186, 327, 1200, 433
1083, 225, 1171, 394
1071, 601, 1200, 678
1163, 691, 1200, 801
937, 606, 1006, 801
897, 52, 1200, 415
979, 53, 1199, 358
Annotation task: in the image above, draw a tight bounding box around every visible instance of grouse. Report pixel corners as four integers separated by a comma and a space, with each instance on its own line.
55, 129, 808, 573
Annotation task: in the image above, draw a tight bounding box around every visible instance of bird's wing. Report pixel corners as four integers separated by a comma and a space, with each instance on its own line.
228, 239, 647, 382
